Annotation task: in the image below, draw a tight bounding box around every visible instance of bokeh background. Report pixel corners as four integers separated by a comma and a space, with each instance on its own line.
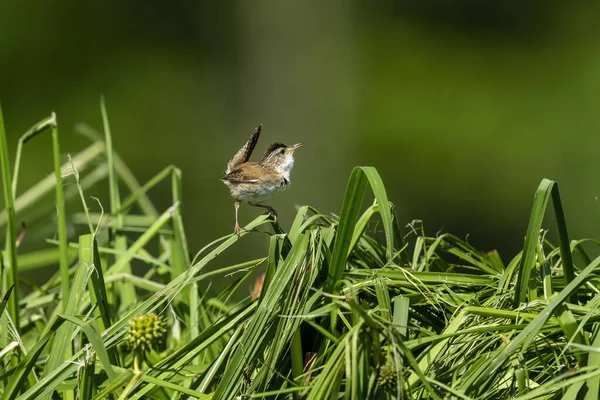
2, 1, 600, 270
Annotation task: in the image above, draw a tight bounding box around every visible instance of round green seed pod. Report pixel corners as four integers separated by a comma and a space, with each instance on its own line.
125, 313, 167, 353
377, 363, 398, 391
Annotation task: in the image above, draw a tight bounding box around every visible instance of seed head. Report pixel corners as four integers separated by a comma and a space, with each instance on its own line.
377, 362, 398, 391
125, 313, 167, 353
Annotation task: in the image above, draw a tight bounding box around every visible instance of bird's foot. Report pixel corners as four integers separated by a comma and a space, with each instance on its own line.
234, 222, 243, 237
266, 207, 277, 223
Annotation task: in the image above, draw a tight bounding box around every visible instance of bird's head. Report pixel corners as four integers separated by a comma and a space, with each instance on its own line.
261, 142, 303, 179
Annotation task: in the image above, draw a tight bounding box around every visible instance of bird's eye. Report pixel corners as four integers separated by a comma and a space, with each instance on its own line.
280, 149, 285, 154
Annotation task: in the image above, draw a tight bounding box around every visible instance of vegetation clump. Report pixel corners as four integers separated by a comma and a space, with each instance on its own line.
0, 104, 598, 399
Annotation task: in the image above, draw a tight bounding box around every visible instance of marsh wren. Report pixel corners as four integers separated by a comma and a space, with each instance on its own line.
221, 124, 303, 235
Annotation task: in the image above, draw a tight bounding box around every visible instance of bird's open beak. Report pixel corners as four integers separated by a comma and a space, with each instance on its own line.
291, 143, 304, 151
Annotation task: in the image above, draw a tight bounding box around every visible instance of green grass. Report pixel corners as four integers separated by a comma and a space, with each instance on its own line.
1, 103, 600, 399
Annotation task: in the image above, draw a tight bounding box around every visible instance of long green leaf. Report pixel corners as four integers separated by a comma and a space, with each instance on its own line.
89, 238, 112, 334
11, 114, 56, 198
51, 116, 70, 317
101, 97, 135, 310
59, 314, 117, 381
0, 104, 19, 330
0, 284, 15, 318
514, 179, 575, 306
327, 166, 394, 292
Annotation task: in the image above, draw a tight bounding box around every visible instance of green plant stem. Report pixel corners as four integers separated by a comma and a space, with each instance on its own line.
51, 117, 70, 310
0, 104, 19, 330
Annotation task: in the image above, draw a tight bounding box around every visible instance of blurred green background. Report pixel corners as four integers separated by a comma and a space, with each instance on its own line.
2, 1, 600, 268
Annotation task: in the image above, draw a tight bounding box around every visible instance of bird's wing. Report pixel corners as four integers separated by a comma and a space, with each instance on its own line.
226, 124, 262, 173
221, 162, 262, 183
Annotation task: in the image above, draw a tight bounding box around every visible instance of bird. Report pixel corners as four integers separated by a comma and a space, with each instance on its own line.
221, 124, 303, 235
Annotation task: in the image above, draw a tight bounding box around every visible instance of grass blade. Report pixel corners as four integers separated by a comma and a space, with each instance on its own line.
327, 166, 394, 293
51, 115, 70, 316
11, 114, 56, 198
514, 179, 576, 306
0, 284, 15, 318
59, 314, 117, 381
79, 352, 96, 400
0, 104, 19, 330
101, 97, 136, 310
393, 295, 410, 339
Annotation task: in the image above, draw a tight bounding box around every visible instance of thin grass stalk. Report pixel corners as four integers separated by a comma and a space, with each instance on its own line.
101, 98, 135, 310
189, 279, 199, 346
171, 167, 189, 276
90, 239, 113, 335
390, 203, 409, 267
51, 118, 70, 312
11, 114, 57, 198
170, 167, 193, 341
541, 243, 553, 300
0, 104, 19, 330
291, 331, 304, 397
0, 284, 14, 318
375, 277, 392, 322
346, 332, 354, 399
583, 323, 600, 400
68, 154, 95, 234
79, 353, 96, 400
0, 283, 14, 358
551, 184, 576, 303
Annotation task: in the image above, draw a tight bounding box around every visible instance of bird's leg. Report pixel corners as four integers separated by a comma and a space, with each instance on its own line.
249, 202, 277, 222
234, 200, 242, 235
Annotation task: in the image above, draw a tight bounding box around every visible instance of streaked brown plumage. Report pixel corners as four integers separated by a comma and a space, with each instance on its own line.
221, 124, 303, 235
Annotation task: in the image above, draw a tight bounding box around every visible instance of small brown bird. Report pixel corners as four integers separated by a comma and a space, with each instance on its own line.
221, 124, 303, 235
